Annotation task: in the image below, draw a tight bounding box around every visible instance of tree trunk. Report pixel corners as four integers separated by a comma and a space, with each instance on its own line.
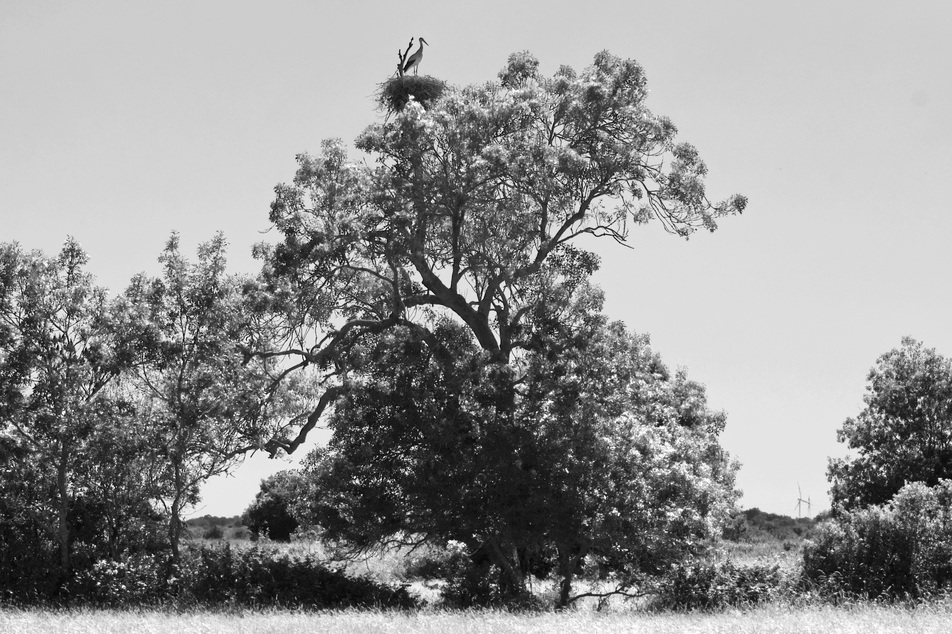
56, 439, 70, 579
169, 461, 184, 564
555, 545, 587, 610
556, 548, 575, 609
485, 536, 527, 601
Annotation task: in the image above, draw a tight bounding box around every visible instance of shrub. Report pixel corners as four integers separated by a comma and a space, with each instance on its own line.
53, 542, 419, 609
0, 532, 61, 604
802, 480, 952, 599
401, 543, 505, 608
202, 525, 224, 540
242, 472, 302, 542
400, 542, 545, 608
69, 553, 180, 607
654, 559, 787, 610
182, 543, 417, 609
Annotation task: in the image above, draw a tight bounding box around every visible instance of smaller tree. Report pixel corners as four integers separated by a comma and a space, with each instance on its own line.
73, 389, 167, 558
124, 233, 310, 560
829, 337, 952, 510
0, 240, 129, 579
803, 480, 952, 598
242, 471, 305, 541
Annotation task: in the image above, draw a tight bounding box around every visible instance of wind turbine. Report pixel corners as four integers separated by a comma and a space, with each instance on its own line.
795, 483, 812, 518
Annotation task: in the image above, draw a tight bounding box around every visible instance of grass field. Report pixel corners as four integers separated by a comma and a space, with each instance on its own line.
3, 603, 952, 634
6, 515, 942, 632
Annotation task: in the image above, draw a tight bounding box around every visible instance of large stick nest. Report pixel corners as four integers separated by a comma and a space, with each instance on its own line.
379, 76, 447, 113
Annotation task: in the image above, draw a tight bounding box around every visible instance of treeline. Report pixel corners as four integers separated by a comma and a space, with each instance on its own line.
663, 338, 952, 608
723, 508, 817, 543
3, 50, 750, 610
0, 235, 313, 603
10, 46, 952, 612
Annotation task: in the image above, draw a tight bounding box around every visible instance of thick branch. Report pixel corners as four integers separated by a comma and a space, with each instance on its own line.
567, 586, 648, 606
264, 385, 347, 457
408, 252, 500, 354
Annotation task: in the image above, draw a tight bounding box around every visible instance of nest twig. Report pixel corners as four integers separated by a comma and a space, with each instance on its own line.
378, 75, 447, 113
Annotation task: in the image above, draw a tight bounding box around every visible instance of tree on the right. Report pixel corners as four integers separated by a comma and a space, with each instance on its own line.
829, 337, 952, 510
299, 284, 739, 607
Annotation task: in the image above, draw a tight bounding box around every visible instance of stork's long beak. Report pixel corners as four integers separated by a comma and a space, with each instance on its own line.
420, 37, 428, 46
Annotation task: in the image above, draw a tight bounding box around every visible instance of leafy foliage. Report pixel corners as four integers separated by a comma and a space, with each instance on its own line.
654, 559, 787, 611
256, 49, 745, 457
0, 239, 154, 579
67, 543, 417, 609
297, 285, 738, 606
0, 236, 311, 595
802, 480, 952, 599
69, 552, 180, 607
242, 471, 305, 541
122, 233, 311, 560
723, 508, 816, 543
183, 543, 417, 609
828, 338, 952, 509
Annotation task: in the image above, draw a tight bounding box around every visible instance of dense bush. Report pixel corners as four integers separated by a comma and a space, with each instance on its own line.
828, 338, 952, 510
185, 543, 416, 609
0, 481, 168, 603
202, 525, 225, 540
401, 543, 518, 608
5, 543, 417, 609
69, 553, 180, 607
802, 480, 952, 600
653, 559, 787, 610
0, 531, 61, 603
723, 508, 815, 543
242, 472, 303, 542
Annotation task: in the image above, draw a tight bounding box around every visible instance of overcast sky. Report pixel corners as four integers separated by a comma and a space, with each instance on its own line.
3, 0, 951, 519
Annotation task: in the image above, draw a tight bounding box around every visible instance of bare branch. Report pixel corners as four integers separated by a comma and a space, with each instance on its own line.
567, 586, 649, 606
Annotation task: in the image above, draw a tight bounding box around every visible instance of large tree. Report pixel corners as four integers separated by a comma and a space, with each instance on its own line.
829, 337, 952, 510
298, 285, 737, 606
257, 50, 744, 605
258, 50, 745, 456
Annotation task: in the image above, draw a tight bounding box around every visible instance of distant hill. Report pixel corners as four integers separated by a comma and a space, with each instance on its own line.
185, 514, 243, 529
724, 507, 820, 543
184, 514, 248, 540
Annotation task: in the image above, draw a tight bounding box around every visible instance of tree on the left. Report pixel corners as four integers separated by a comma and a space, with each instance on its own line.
120, 232, 311, 561
0, 235, 311, 590
0, 239, 135, 581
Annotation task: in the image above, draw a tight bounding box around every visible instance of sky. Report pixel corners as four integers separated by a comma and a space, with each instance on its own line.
2, 0, 951, 519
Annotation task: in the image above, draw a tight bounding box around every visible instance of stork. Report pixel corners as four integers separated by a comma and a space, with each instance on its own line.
402, 37, 428, 75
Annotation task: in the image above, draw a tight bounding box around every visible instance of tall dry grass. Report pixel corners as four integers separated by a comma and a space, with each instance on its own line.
3, 603, 952, 634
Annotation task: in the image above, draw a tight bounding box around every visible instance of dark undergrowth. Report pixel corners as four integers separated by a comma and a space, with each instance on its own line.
0, 542, 416, 611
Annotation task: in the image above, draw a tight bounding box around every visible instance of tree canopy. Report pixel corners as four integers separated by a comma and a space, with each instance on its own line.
298, 285, 737, 605
0, 49, 746, 608
122, 233, 311, 559
829, 337, 952, 510
242, 470, 304, 542
0, 239, 130, 576
258, 50, 745, 457
254, 49, 745, 606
